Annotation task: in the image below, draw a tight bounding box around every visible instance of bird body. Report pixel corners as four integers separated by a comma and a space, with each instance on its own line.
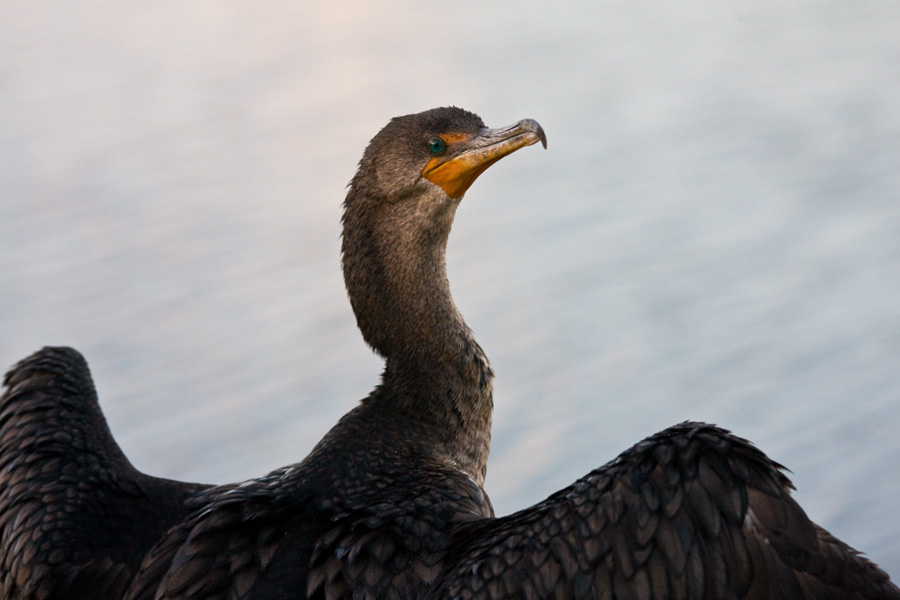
1, 107, 897, 600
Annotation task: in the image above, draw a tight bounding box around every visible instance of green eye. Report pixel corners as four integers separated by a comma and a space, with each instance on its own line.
427, 138, 447, 155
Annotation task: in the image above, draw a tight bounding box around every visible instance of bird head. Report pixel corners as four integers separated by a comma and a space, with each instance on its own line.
341, 107, 545, 358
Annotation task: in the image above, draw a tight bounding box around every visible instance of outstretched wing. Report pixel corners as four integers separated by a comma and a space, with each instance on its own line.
0, 347, 209, 600
428, 422, 900, 600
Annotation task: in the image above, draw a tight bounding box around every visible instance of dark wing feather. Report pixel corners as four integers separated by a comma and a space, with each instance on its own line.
124, 472, 313, 600
127, 461, 493, 600
125, 455, 493, 600
0, 347, 209, 600
427, 422, 900, 600
306, 471, 491, 600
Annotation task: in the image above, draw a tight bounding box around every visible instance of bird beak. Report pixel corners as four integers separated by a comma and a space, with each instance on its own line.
422, 119, 547, 200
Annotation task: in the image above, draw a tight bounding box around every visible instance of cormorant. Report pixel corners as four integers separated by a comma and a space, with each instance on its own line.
1, 107, 897, 600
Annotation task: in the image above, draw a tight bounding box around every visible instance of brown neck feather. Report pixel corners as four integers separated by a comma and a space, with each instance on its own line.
340, 182, 493, 483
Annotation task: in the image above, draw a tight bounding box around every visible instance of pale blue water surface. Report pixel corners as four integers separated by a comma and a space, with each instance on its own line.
2, 0, 899, 574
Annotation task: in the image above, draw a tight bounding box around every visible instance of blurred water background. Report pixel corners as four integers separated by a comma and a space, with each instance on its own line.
2, 0, 899, 574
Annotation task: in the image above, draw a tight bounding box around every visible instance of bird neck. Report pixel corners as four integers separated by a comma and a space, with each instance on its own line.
341, 188, 494, 483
